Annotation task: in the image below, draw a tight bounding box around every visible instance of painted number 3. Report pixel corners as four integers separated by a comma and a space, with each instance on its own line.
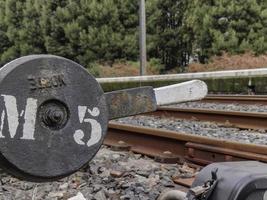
73, 106, 102, 147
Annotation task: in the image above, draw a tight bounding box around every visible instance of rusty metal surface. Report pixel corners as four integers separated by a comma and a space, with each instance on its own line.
105, 86, 157, 119
152, 107, 267, 130
185, 142, 265, 165
105, 123, 186, 163
202, 95, 267, 105
106, 122, 267, 165
172, 177, 195, 188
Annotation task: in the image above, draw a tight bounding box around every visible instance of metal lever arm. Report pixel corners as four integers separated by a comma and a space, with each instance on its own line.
105, 80, 208, 119
154, 80, 208, 106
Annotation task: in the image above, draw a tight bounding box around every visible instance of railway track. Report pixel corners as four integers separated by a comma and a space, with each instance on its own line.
3, 55, 267, 199
105, 122, 267, 187
203, 95, 267, 105
149, 107, 267, 130
105, 97, 267, 189
105, 122, 267, 166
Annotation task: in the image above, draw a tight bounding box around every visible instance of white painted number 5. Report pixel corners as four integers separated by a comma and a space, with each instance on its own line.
73, 106, 102, 147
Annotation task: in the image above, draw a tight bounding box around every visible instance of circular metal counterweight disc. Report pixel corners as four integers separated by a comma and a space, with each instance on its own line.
0, 55, 108, 181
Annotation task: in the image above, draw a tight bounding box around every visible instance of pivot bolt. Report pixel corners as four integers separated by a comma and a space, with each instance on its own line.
39, 100, 69, 130
43, 108, 64, 127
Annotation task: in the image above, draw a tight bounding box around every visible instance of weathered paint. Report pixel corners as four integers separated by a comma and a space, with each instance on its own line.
0, 95, 37, 140
75, 106, 102, 147
105, 86, 157, 119
154, 80, 208, 106
0, 55, 109, 181
0, 94, 103, 149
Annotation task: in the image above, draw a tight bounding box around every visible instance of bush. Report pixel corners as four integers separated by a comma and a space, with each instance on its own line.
87, 62, 101, 77
148, 58, 164, 73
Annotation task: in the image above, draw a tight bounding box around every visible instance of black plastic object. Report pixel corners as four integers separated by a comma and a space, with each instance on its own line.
187, 161, 267, 200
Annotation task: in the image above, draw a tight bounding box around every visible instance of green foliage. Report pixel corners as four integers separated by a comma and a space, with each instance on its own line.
0, 0, 266, 70
0, 4, 10, 64
0, 0, 139, 67
147, 0, 191, 69
87, 62, 101, 77
186, 0, 267, 62
148, 58, 164, 72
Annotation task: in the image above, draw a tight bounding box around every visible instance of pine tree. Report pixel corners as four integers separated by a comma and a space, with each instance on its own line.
148, 0, 190, 69
40, 0, 70, 57
186, 0, 267, 62
77, 0, 136, 66
1, 0, 24, 64
115, 0, 139, 60
19, 0, 44, 55
0, 1, 11, 65
0, 0, 266, 70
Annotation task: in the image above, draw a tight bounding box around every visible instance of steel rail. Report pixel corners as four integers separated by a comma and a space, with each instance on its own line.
149, 107, 267, 130
203, 95, 267, 105
105, 122, 267, 166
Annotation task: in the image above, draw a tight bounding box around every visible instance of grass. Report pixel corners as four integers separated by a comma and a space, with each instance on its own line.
87, 59, 163, 78
188, 52, 267, 72
87, 53, 267, 78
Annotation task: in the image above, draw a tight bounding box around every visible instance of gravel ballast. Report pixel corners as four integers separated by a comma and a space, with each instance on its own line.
169, 102, 267, 113
114, 115, 267, 145
0, 146, 195, 200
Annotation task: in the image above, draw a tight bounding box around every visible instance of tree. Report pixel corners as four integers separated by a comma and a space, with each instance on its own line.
0, 0, 266, 71
39, 0, 70, 57
147, 0, 191, 69
186, 0, 267, 62
19, 0, 44, 55
0, 1, 11, 65
1, 0, 25, 64
77, 0, 139, 66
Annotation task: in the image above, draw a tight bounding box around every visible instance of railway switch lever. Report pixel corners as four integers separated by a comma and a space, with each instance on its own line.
0, 55, 207, 181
